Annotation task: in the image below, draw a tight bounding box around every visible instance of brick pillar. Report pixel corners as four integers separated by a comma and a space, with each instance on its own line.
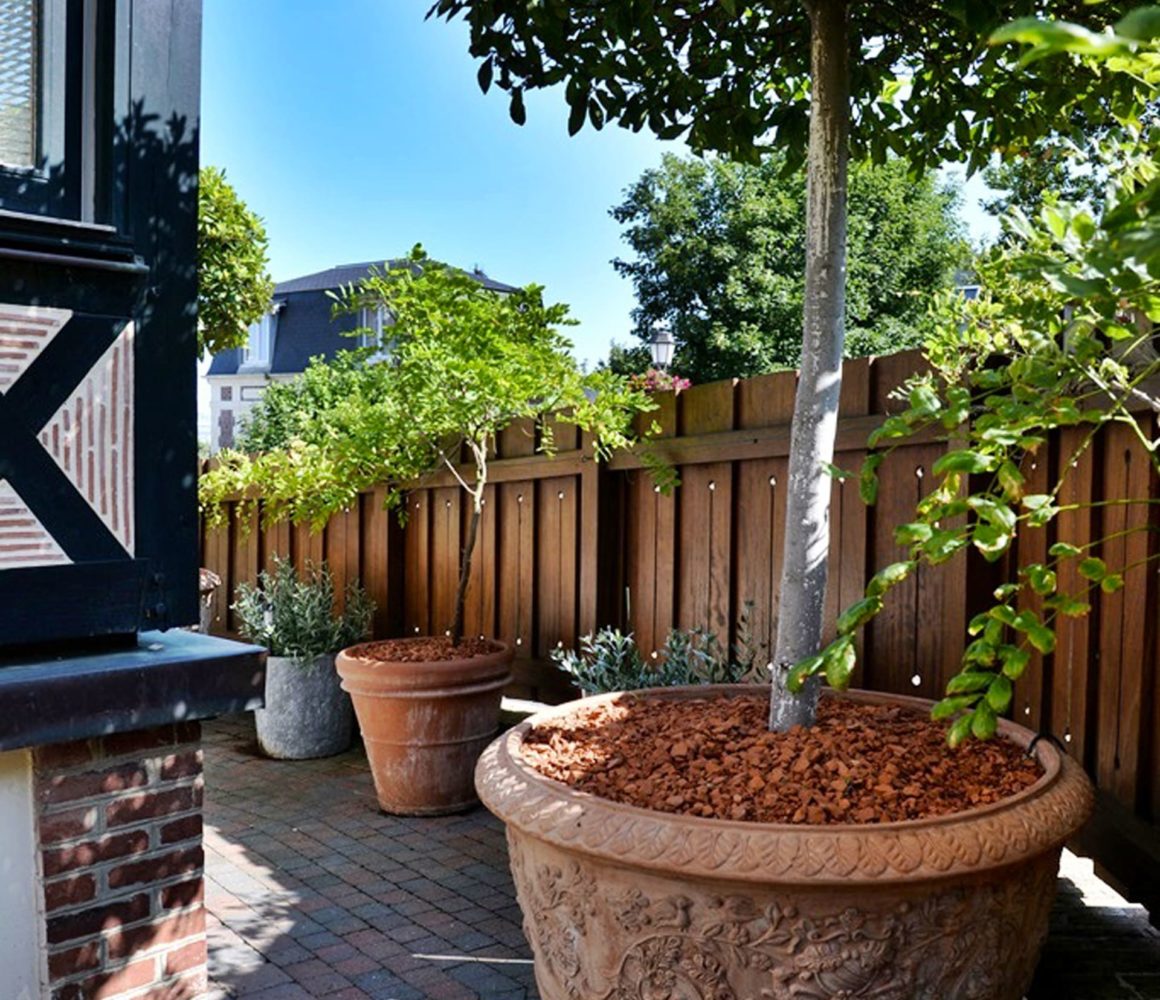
34, 723, 208, 1000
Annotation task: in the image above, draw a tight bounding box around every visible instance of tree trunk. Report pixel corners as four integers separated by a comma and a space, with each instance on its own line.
450, 496, 481, 647
769, 0, 850, 732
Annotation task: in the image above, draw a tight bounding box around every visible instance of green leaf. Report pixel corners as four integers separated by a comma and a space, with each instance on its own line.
894, 522, 933, 546
477, 57, 494, 94
993, 582, 1020, 600
948, 712, 974, 749
1116, 7, 1160, 42
1023, 494, 1060, 526
986, 674, 1013, 714
988, 604, 1017, 626
972, 523, 1012, 562
933, 449, 995, 476
824, 462, 853, 481
866, 561, 914, 597
824, 638, 857, 691
932, 694, 976, 720
510, 89, 527, 125
947, 671, 994, 694
964, 638, 998, 666
908, 383, 941, 416
997, 461, 1025, 500
787, 653, 823, 693
1000, 646, 1032, 680
1048, 594, 1091, 617
859, 453, 883, 505
836, 596, 884, 634
971, 702, 998, 740
1049, 542, 1082, 558
1078, 557, 1107, 582
990, 18, 1130, 60
1025, 563, 1058, 596
968, 497, 1017, 533
1027, 624, 1056, 654
1101, 573, 1125, 593
567, 97, 587, 136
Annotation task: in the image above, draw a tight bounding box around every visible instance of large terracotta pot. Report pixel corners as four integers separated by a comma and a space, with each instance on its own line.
336, 638, 513, 815
476, 685, 1094, 1000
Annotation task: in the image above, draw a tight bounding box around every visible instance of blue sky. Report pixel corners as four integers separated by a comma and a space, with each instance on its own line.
200, 0, 998, 370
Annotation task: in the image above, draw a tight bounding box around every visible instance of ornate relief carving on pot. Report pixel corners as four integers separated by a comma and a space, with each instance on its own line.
508, 830, 1058, 1000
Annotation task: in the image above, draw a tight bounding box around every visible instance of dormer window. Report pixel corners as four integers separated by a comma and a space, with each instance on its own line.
241, 306, 279, 370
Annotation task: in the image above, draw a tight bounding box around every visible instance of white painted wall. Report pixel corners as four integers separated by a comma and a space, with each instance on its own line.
205, 373, 295, 453
0, 749, 46, 1000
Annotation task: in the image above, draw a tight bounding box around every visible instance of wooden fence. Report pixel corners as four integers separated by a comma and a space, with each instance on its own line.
201, 348, 1160, 914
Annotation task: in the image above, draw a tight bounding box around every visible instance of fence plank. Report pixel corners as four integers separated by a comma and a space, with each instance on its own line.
403, 492, 430, 637
497, 481, 535, 656
677, 463, 732, 637
536, 475, 578, 656
1014, 452, 1052, 732
736, 370, 795, 429
430, 486, 461, 637
361, 488, 396, 639
463, 483, 497, 641
229, 504, 260, 633
735, 460, 783, 671
1097, 425, 1152, 810
1053, 427, 1098, 763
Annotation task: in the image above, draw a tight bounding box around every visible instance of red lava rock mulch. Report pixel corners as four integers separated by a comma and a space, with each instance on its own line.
520, 694, 1044, 825
355, 636, 497, 662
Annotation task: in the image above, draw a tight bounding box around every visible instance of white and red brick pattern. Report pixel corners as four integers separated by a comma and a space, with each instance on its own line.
0, 478, 70, 568
34, 723, 208, 1000
0, 304, 71, 394
39, 321, 136, 555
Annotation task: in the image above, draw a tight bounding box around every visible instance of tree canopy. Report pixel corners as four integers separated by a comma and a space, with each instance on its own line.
429, 1, 1140, 169
238, 349, 394, 453
610, 152, 969, 382
197, 166, 273, 359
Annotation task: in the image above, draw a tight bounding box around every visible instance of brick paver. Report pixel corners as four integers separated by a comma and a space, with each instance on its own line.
202, 714, 1159, 999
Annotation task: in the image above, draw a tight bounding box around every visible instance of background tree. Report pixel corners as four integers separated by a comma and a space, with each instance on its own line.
238, 349, 393, 453
201, 248, 662, 647
431, 0, 1138, 731
981, 136, 1103, 221
197, 166, 274, 358
611, 152, 968, 382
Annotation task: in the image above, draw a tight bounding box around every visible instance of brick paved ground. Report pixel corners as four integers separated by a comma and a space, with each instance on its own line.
203, 713, 1160, 1000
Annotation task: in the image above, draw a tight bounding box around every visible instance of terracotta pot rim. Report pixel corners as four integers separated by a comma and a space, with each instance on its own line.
475, 684, 1095, 885
339, 637, 510, 668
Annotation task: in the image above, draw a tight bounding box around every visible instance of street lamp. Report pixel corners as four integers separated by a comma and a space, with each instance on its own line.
650, 326, 675, 370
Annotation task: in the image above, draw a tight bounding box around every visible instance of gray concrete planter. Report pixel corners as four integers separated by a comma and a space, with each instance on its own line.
255, 654, 354, 760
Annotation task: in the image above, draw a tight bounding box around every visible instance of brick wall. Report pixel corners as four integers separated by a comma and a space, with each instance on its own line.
34, 723, 207, 1000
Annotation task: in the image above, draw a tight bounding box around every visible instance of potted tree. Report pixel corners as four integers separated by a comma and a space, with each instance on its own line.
202, 249, 661, 813
425, 3, 1155, 997
235, 557, 373, 760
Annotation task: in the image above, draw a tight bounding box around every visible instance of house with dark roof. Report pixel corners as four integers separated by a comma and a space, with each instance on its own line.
206, 260, 516, 451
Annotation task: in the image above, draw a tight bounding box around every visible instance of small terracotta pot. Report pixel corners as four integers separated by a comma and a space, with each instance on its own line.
336, 638, 513, 815
477, 685, 1094, 1000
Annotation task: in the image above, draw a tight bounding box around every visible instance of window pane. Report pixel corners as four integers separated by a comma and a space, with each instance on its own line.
0, 0, 37, 168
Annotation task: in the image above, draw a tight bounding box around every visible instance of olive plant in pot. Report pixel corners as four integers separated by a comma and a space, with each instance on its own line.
234, 557, 373, 760
428, 2, 1155, 997
202, 248, 662, 813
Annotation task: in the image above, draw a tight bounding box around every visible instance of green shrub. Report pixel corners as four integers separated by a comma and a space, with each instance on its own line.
554, 608, 763, 695
233, 557, 373, 661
